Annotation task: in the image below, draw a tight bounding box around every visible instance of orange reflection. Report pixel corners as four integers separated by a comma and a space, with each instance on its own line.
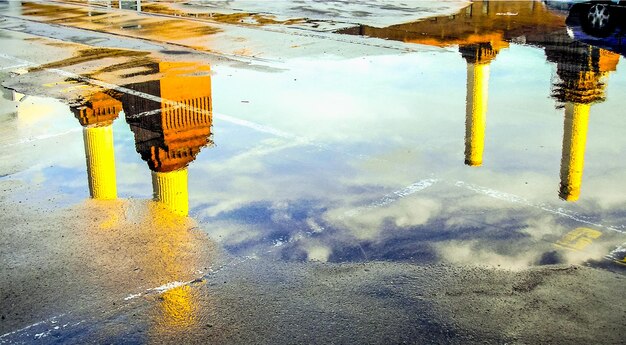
340, 0, 622, 201
339, 0, 565, 49
120, 62, 213, 216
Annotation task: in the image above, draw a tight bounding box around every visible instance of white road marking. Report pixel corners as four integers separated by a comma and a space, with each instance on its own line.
0, 53, 302, 141
0, 63, 29, 70
344, 178, 440, 217
606, 242, 626, 262
2, 128, 82, 147
123, 278, 202, 301
455, 181, 626, 234
0, 314, 65, 339
125, 107, 166, 119
123, 293, 142, 301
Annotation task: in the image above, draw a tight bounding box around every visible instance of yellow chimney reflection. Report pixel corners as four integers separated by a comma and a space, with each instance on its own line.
548, 45, 620, 201
71, 92, 123, 200
159, 285, 196, 327
83, 125, 117, 199
145, 202, 204, 335
460, 43, 501, 167
121, 62, 213, 216
152, 168, 189, 216
559, 102, 590, 201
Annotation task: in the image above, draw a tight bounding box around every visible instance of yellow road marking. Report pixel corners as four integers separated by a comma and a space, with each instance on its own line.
555, 227, 602, 251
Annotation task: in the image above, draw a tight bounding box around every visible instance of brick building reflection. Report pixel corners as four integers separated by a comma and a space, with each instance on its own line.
338, 0, 565, 48
546, 41, 620, 201
71, 92, 123, 200
120, 62, 213, 215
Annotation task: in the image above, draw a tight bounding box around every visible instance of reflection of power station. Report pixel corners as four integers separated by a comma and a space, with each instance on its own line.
460, 43, 502, 167
71, 92, 123, 200
338, 0, 565, 48
339, 0, 623, 202
120, 62, 213, 216
546, 41, 619, 201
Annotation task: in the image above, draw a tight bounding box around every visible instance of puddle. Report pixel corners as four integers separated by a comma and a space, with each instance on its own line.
29, 47, 150, 72
3, 1, 626, 342
18, 2, 224, 43
1, 1, 626, 272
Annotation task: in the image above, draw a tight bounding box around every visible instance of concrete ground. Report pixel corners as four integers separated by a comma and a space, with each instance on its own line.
1, 1, 625, 344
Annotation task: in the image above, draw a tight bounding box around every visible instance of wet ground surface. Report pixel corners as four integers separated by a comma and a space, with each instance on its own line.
1, 0, 626, 344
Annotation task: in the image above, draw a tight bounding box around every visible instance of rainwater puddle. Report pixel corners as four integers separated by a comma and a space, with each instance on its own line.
1, 0, 626, 271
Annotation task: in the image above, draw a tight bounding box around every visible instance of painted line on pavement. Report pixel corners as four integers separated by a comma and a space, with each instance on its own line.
0, 314, 66, 340
606, 242, 626, 264
3, 127, 83, 148
455, 181, 626, 234
0, 52, 301, 141
344, 178, 440, 218
0, 63, 28, 70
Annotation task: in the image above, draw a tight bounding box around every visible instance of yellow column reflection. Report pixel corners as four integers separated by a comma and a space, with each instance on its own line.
152, 168, 189, 216
83, 124, 117, 199
559, 102, 590, 201
547, 46, 620, 201
147, 202, 203, 335
460, 43, 503, 167
71, 92, 123, 200
464, 62, 489, 167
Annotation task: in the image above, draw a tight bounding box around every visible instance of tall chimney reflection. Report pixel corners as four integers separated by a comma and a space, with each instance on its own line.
71, 92, 122, 200
121, 62, 213, 216
559, 102, 590, 201
152, 169, 189, 216
547, 43, 619, 201
460, 43, 499, 167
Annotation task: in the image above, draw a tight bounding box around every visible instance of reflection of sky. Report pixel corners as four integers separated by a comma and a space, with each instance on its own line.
2, 40, 626, 268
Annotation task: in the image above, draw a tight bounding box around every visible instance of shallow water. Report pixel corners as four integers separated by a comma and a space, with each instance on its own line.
2, 1, 626, 271
2, 0, 626, 342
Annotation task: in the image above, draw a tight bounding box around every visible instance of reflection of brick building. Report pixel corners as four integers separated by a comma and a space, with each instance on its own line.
71, 92, 122, 200
338, 0, 564, 49
120, 62, 213, 216
547, 40, 619, 105
73, 91, 123, 127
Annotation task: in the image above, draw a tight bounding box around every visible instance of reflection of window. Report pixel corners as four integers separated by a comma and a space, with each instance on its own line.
465, 4, 473, 17
482, 2, 489, 15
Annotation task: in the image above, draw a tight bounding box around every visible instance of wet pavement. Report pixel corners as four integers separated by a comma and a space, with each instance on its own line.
1, 0, 626, 344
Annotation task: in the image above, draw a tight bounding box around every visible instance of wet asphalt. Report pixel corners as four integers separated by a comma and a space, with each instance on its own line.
1, 1, 625, 344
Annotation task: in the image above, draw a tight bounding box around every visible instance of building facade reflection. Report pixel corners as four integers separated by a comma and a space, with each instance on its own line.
120, 62, 213, 216
71, 92, 123, 200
